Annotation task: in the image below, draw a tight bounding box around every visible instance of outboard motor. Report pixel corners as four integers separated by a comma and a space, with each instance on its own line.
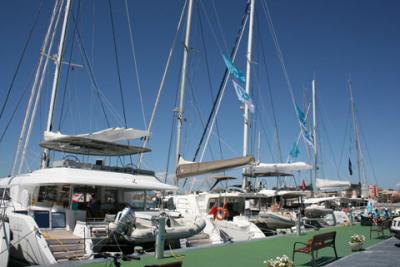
111, 201, 136, 239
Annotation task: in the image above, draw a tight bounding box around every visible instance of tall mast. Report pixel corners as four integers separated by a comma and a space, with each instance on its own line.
312, 79, 317, 195
175, 0, 194, 185
11, 0, 62, 175
42, 0, 72, 168
348, 80, 366, 197
242, 0, 255, 189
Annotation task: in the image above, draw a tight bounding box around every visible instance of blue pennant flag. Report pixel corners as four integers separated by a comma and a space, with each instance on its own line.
289, 143, 300, 160
223, 55, 246, 84
232, 80, 255, 113
295, 105, 306, 126
295, 105, 314, 147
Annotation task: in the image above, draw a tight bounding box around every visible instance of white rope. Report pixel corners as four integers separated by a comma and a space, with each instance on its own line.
261, 0, 297, 112
124, 0, 147, 129
138, 0, 188, 166
198, 0, 227, 56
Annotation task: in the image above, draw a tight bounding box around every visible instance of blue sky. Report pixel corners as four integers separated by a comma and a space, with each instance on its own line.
0, 0, 399, 189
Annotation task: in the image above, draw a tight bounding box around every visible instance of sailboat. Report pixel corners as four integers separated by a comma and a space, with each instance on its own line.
0, 1, 206, 265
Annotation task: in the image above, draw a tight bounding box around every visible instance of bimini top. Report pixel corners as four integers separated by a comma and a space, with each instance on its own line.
176, 155, 254, 179
244, 162, 312, 177
259, 189, 305, 198
0, 167, 177, 191
40, 128, 151, 156
316, 178, 351, 190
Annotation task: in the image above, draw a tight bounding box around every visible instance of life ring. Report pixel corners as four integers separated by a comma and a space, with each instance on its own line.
216, 207, 229, 220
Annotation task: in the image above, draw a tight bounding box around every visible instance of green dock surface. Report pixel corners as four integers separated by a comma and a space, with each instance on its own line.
83, 225, 392, 267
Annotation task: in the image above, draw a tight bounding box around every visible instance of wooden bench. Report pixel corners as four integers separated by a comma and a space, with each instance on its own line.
292, 231, 337, 267
370, 219, 391, 239
144, 261, 183, 267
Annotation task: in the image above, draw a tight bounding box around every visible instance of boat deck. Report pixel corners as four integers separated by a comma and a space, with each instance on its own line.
43, 230, 80, 240
77, 224, 393, 267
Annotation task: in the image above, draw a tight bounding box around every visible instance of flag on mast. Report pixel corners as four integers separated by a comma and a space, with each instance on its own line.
289, 142, 300, 161
223, 55, 246, 84
295, 104, 314, 147
348, 158, 353, 175
232, 80, 255, 113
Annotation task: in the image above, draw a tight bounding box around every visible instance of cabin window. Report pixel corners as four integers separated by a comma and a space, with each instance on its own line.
37, 185, 70, 208
33, 210, 50, 228
51, 212, 66, 228
124, 191, 146, 210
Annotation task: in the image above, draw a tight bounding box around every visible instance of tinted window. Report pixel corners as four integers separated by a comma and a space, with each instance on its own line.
34, 210, 50, 228
51, 212, 66, 228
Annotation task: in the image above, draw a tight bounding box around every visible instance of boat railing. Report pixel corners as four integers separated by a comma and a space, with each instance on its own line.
51, 159, 155, 176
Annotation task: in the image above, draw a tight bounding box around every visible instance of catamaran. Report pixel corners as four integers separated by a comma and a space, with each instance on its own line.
0, 0, 206, 264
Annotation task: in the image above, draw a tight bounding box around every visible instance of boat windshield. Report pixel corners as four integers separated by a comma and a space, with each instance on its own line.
34, 184, 161, 220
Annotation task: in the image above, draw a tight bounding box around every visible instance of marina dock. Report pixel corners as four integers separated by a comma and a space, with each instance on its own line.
78, 224, 394, 267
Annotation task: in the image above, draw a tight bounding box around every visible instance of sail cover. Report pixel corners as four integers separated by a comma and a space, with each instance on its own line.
176, 156, 254, 179
316, 178, 351, 190
40, 128, 150, 156
244, 161, 312, 177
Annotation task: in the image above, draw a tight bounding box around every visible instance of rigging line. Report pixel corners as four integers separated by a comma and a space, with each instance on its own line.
197, 3, 224, 160
261, 0, 298, 119
0, 84, 30, 145
124, 0, 147, 129
108, 0, 132, 166
138, 0, 188, 166
58, 0, 81, 130
164, 70, 181, 185
337, 102, 351, 177
187, 77, 217, 161
252, 63, 276, 161
317, 98, 340, 178
10, 0, 62, 175
192, 1, 250, 162
210, 0, 229, 53
357, 112, 378, 185
108, 0, 128, 128
70, 12, 110, 127
0, 0, 44, 122
0, 61, 39, 145
16, 0, 65, 175
198, 0, 228, 56
255, 11, 282, 162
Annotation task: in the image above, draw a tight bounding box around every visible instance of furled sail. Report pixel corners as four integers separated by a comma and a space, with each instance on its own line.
316, 178, 351, 190
40, 128, 151, 156
244, 161, 312, 177
176, 156, 254, 179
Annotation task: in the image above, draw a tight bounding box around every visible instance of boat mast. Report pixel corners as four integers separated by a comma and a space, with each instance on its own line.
175, 0, 194, 185
41, 0, 72, 168
242, 0, 255, 189
312, 79, 317, 196
11, 0, 62, 175
348, 80, 366, 197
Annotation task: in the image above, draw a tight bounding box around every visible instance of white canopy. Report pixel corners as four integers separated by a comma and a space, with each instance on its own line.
303, 196, 337, 205
259, 189, 305, 198
0, 167, 177, 191
316, 178, 351, 190
41, 128, 151, 156
44, 127, 150, 142
245, 161, 312, 177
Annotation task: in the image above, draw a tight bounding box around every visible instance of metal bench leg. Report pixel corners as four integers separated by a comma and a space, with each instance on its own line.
333, 246, 338, 259
292, 251, 295, 262
311, 251, 316, 267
